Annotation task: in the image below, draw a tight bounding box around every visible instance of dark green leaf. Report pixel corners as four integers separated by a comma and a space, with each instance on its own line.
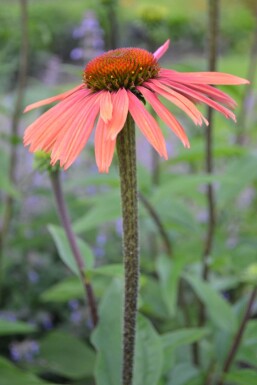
0, 357, 55, 385
36, 331, 95, 379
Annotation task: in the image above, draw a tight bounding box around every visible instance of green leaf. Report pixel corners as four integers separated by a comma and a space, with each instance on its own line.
184, 274, 237, 332
0, 356, 55, 385
156, 255, 186, 317
91, 279, 123, 385
168, 363, 203, 385
89, 264, 124, 278
0, 319, 36, 335
161, 328, 209, 351
35, 331, 95, 380
225, 369, 257, 385
152, 173, 220, 202
218, 154, 257, 208
73, 192, 121, 234
92, 279, 163, 385
134, 314, 163, 385
41, 277, 84, 303
48, 224, 94, 275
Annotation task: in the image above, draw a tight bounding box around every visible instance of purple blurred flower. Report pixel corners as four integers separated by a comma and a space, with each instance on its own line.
9, 340, 40, 363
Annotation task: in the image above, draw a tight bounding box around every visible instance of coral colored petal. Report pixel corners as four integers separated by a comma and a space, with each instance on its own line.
128, 91, 168, 159
106, 88, 129, 140
95, 118, 116, 173
24, 90, 89, 151
100, 91, 113, 123
188, 84, 237, 108
159, 69, 249, 85
138, 86, 190, 148
147, 79, 208, 126
153, 40, 170, 60
51, 93, 100, 169
24, 84, 86, 112
163, 80, 236, 121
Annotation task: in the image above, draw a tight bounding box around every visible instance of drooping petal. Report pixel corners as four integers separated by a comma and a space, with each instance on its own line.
94, 117, 116, 173
128, 90, 168, 159
106, 88, 129, 140
24, 84, 86, 112
153, 40, 170, 61
159, 69, 249, 85
147, 79, 208, 126
188, 83, 237, 108
24, 90, 90, 151
162, 80, 237, 121
138, 85, 190, 148
100, 91, 113, 123
50, 93, 101, 169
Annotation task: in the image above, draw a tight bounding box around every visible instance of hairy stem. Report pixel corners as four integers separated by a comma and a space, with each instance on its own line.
217, 286, 257, 385
0, 0, 28, 298
50, 170, 98, 328
117, 115, 139, 385
193, 0, 219, 366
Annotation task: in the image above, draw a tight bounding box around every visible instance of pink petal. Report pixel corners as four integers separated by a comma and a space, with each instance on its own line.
147, 79, 208, 126
159, 69, 249, 85
24, 84, 86, 112
188, 84, 237, 108
50, 93, 100, 169
94, 118, 116, 173
164, 80, 236, 121
153, 40, 170, 61
24, 90, 89, 151
100, 91, 113, 123
106, 88, 129, 140
128, 90, 168, 159
138, 86, 190, 148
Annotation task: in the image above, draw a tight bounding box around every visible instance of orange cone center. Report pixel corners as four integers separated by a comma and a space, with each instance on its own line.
83, 47, 159, 91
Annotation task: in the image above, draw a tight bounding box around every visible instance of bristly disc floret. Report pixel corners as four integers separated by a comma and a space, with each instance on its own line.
83, 47, 160, 92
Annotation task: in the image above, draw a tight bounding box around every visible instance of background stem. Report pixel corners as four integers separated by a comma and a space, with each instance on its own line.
117, 114, 139, 385
193, 0, 219, 365
0, 0, 28, 299
50, 170, 98, 328
217, 286, 257, 385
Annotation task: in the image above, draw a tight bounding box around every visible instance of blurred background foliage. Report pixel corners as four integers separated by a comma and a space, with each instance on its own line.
0, 0, 257, 384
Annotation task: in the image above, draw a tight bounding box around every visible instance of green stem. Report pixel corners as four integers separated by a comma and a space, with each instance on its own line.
50, 170, 98, 328
194, 0, 219, 366
139, 192, 172, 256
217, 286, 257, 385
117, 115, 139, 385
0, 0, 28, 300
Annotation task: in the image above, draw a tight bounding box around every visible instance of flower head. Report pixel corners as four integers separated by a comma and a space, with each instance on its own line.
24, 40, 248, 172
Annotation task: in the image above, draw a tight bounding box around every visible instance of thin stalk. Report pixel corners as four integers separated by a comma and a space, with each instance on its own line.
0, 0, 28, 297
235, 14, 257, 145
217, 286, 257, 385
50, 170, 98, 328
139, 192, 172, 256
193, 0, 219, 366
116, 114, 139, 385
202, 0, 219, 284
